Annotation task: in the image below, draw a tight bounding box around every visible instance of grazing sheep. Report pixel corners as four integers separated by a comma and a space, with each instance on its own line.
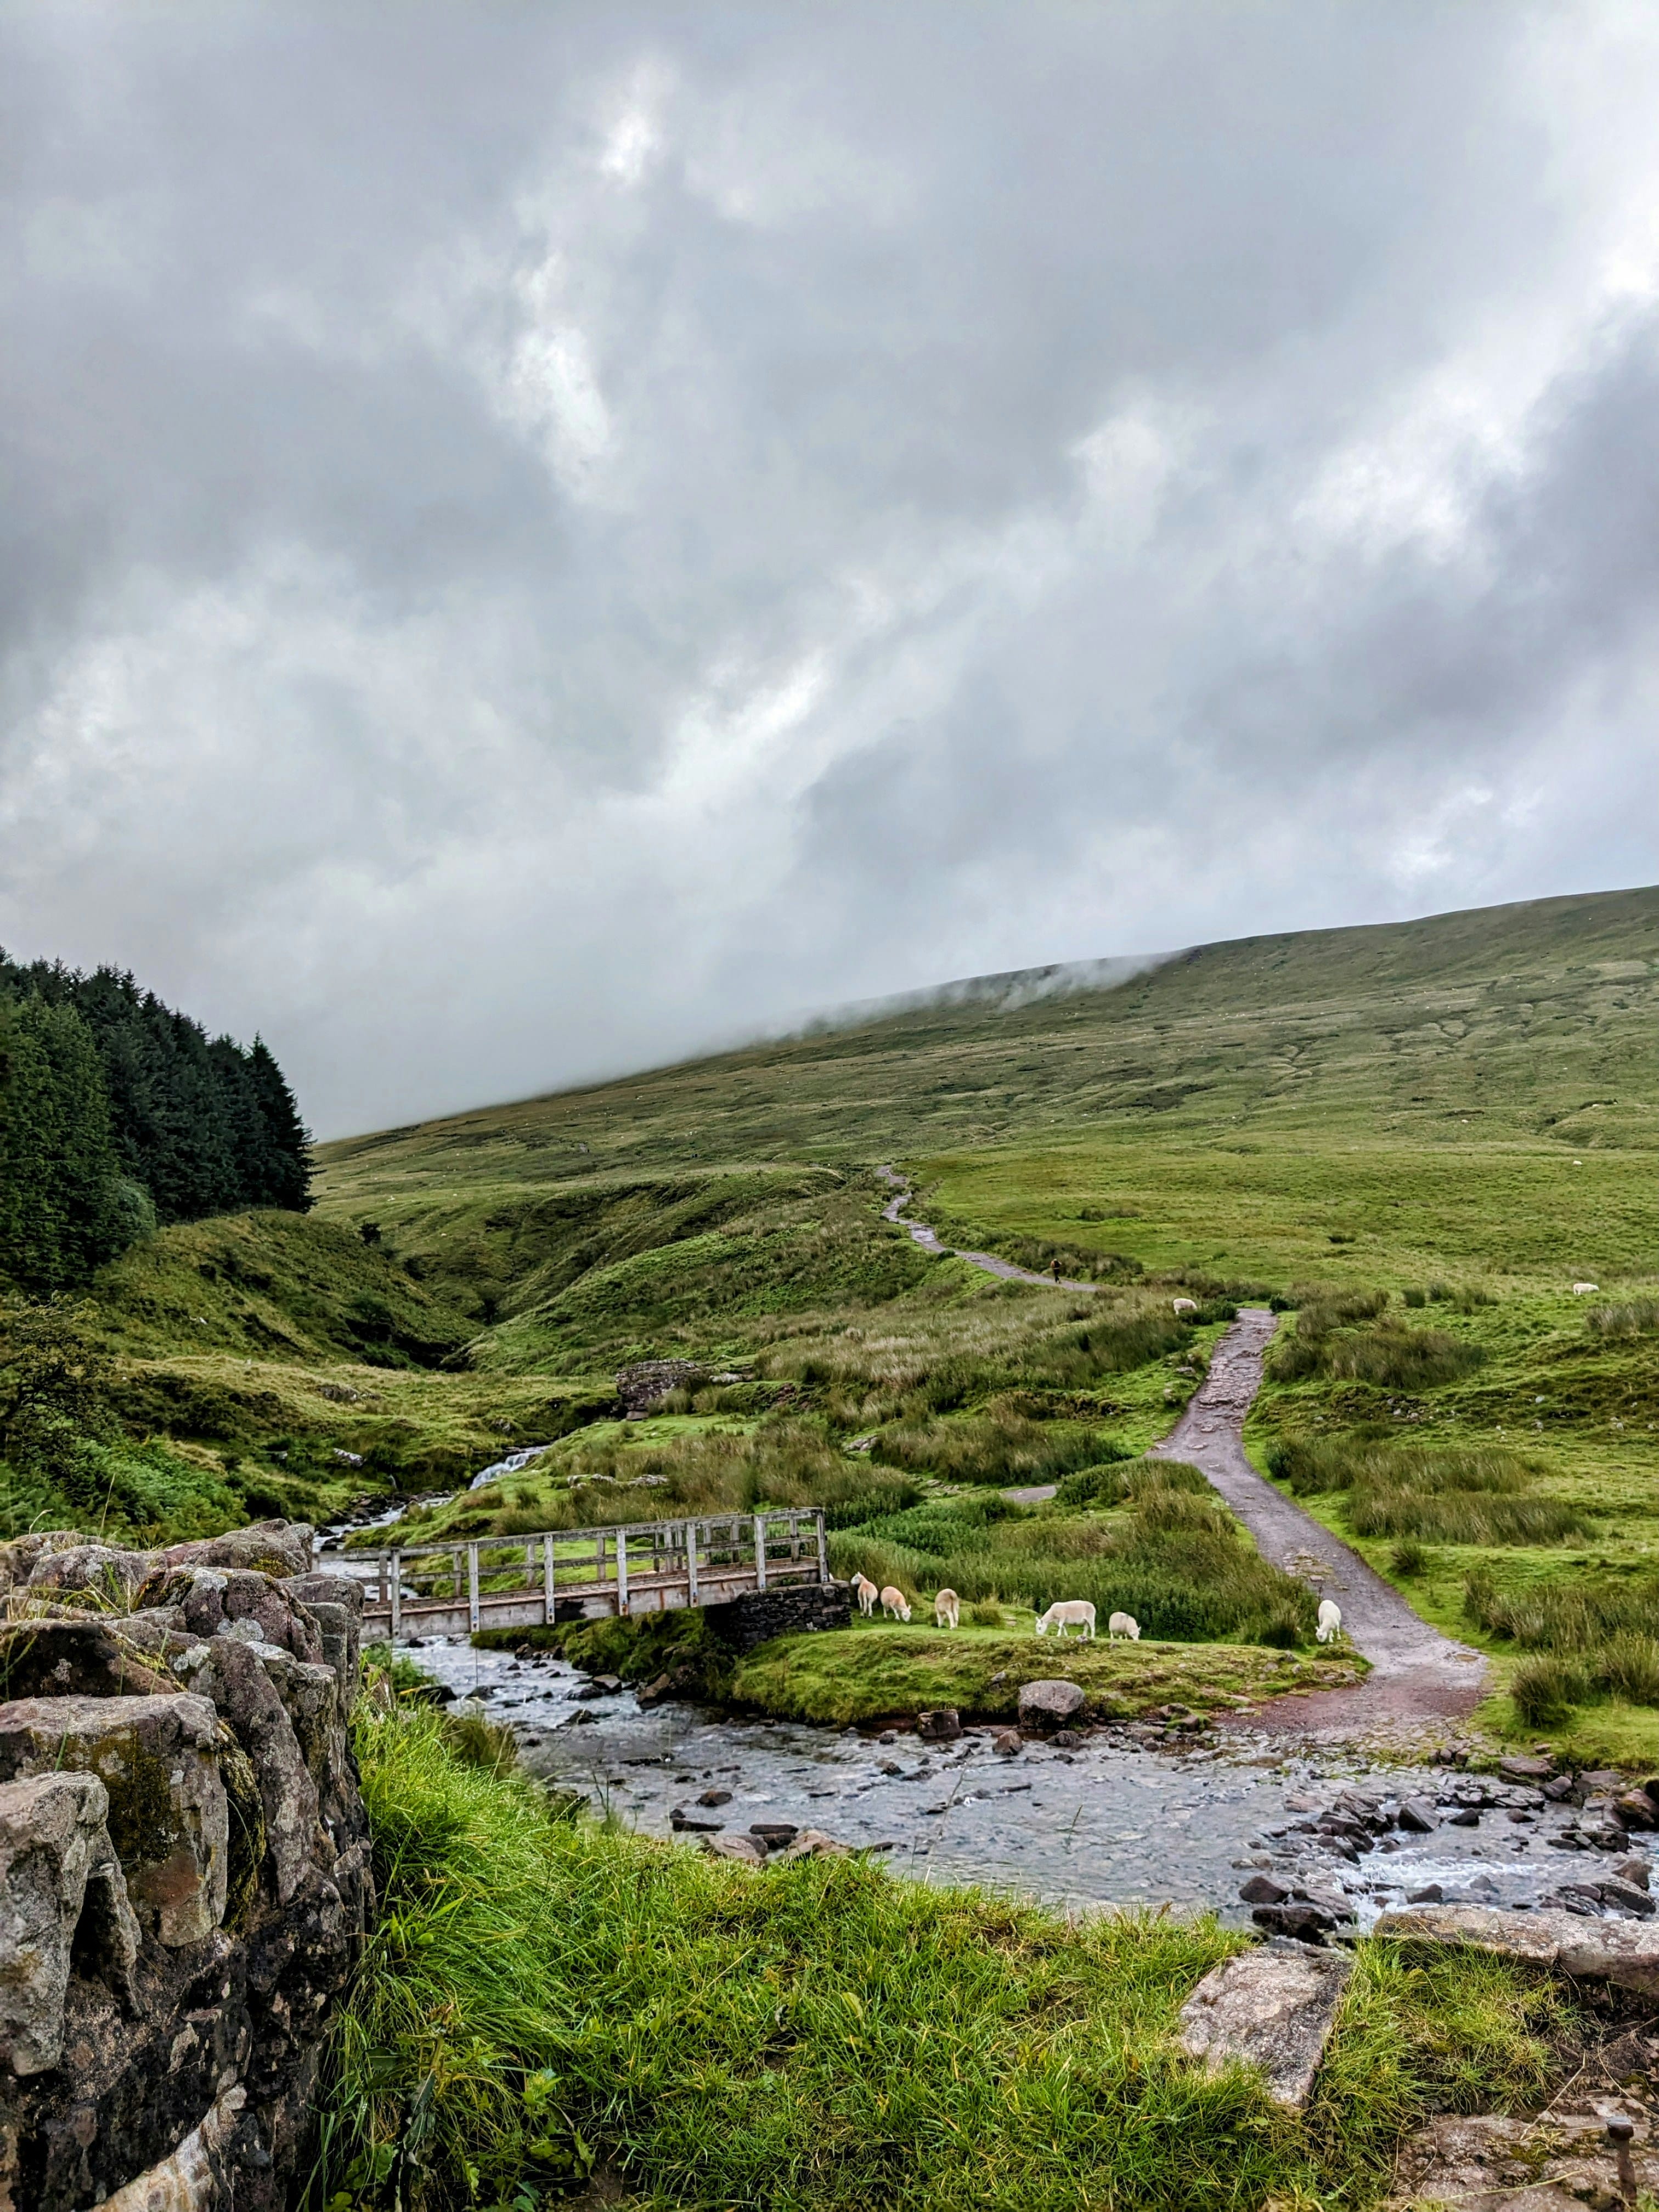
1316, 1598, 1343, 1644
934, 1587, 960, 1629
1107, 1610, 1140, 1641
1035, 1599, 1096, 1640
853, 1573, 878, 1617
880, 1585, 912, 1622
1171, 1296, 1199, 1316
1572, 1282, 1600, 1296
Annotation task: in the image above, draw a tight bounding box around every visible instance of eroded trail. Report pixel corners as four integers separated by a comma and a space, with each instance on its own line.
878, 1169, 1487, 1742
1156, 1310, 1488, 1734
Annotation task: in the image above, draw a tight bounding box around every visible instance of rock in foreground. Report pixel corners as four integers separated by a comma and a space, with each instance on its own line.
0, 1521, 370, 2210
1375, 1905, 1659, 1997
1178, 1940, 1353, 2110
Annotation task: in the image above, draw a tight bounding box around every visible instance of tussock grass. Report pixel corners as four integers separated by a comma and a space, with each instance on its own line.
1586, 1297, 1659, 1340
1268, 1305, 1485, 1389
831, 1480, 1317, 1645
870, 1410, 1111, 1487
1465, 1567, 1659, 1722
318, 1698, 1588, 2211
1265, 1435, 1588, 1545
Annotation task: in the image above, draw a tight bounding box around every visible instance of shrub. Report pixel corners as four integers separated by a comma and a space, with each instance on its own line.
1390, 1539, 1428, 1578
1463, 1568, 1656, 1653
871, 1413, 1111, 1487
1321, 1326, 1483, 1390
967, 1598, 1006, 1626
1402, 1288, 1427, 1308
1053, 1454, 1202, 1508
1347, 1488, 1585, 1544
1586, 1299, 1659, 1340
1511, 1656, 1590, 1729
1598, 1634, 1659, 1707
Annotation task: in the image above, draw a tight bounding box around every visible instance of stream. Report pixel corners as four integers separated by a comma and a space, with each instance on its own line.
400, 1634, 1654, 1930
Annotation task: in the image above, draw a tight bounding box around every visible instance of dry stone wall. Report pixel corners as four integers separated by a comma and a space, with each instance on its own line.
0, 1520, 370, 2211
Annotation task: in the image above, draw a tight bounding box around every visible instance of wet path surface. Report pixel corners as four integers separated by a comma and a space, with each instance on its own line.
875, 1169, 1487, 1737
409, 1636, 1646, 1928
1151, 1308, 1488, 1737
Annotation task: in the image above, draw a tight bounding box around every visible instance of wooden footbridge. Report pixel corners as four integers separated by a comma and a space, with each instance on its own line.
340, 1509, 831, 1643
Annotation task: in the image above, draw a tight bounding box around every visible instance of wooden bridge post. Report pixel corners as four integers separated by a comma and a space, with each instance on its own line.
686, 1521, 699, 1605
616, 1528, 629, 1614
542, 1534, 555, 1626
467, 1543, 481, 1634
390, 1551, 401, 1642
753, 1514, 768, 1592
815, 1512, 828, 1585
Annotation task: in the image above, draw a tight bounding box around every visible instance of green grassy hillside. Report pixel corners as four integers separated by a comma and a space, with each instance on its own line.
7, 886, 1654, 1750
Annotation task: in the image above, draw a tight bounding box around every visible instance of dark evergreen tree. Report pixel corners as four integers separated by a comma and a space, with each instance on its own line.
0, 996, 127, 1291
247, 1037, 312, 1210
0, 947, 313, 1274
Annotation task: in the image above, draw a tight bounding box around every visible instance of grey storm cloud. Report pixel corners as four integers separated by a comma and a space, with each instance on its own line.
2, 1, 1656, 1136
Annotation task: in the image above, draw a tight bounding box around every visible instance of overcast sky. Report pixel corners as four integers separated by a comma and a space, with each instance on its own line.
4, 3, 1657, 1137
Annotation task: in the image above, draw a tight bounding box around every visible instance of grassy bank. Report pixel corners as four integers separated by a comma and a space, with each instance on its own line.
727, 1623, 1355, 1727
316, 1697, 1587, 2211
475, 1610, 1358, 1725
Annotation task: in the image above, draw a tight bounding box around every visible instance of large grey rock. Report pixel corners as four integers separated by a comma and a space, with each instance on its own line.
1017, 1678, 1087, 1729
177, 1568, 325, 1665
0, 1771, 139, 2074
22, 1545, 167, 1608
0, 1692, 228, 1945
168, 1637, 319, 1903
163, 1521, 315, 1580
702, 1831, 766, 1868
1179, 1940, 1353, 2109
0, 1618, 173, 1702
280, 1571, 364, 1701
1375, 1904, 1659, 1996
0, 1515, 370, 2212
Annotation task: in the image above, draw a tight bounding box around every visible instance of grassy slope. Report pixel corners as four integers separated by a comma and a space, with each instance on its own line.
64, 886, 1652, 1729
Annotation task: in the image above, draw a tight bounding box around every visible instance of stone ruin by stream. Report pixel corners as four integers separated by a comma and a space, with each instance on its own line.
0, 1520, 368, 2211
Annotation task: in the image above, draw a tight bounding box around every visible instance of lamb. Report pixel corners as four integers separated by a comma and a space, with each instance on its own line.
934, 1587, 960, 1629
852, 1572, 878, 1617
1572, 1282, 1600, 1296
1316, 1598, 1343, 1644
880, 1585, 912, 1622
1107, 1610, 1140, 1641
1035, 1599, 1096, 1640
1171, 1296, 1199, 1316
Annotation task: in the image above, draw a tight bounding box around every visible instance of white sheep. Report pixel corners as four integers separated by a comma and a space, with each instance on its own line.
880, 1585, 912, 1622
1108, 1611, 1140, 1641
1171, 1296, 1199, 1316
1572, 1282, 1600, 1296
1035, 1599, 1096, 1640
934, 1587, 960, 1629
852, 1572, 879, 1617
1316, 1598, 1343, 1644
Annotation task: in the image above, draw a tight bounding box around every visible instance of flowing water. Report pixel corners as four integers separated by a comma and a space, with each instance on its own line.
404, 1635, 1651, 1927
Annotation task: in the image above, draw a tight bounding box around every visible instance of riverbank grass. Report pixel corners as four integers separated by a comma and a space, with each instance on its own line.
730, 1623, 1357, 1726
319, 1697, 1585, 2212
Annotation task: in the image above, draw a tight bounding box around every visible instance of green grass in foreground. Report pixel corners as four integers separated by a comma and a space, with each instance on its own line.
317, 1699, 1583, 2212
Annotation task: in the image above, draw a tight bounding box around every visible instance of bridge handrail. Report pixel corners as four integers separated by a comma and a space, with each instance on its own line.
337, 1506, 825, 1571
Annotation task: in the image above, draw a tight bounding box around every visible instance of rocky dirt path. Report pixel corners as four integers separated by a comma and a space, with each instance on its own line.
1152, 1307, 1488, 1739
878, 1168, 1488, 1745
878, 1166, 1102, 1289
